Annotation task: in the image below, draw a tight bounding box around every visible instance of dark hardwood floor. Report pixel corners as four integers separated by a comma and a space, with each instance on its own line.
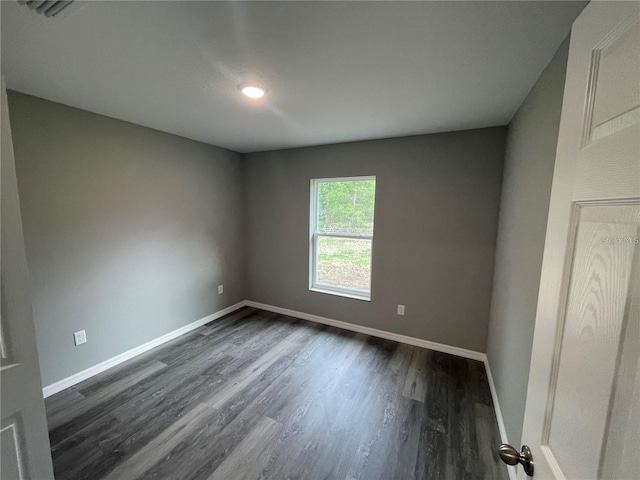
45, 307, 509, 480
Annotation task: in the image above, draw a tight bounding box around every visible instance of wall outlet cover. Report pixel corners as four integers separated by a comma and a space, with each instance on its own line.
397, 305, 405, 316
73, 330, 87, 346
218, 285, 224, 294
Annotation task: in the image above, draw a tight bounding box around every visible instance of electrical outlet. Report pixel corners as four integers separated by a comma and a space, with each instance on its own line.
218, 285, 224, 294
397, 305, 405, 316
73, 330, 87, 346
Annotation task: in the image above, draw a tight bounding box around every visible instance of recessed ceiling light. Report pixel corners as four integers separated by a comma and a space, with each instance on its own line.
239, 83, 267, 99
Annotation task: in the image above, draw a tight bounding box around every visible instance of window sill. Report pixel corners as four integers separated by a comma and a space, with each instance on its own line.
309, 286, 371, 302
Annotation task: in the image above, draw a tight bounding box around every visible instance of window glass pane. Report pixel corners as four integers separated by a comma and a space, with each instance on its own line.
316, 237, 372, 291
318, 180, 375, 235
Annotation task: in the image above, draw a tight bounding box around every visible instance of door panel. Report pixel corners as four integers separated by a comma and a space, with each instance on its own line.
600, 267, 639, 480
521, 1, 640, 479
546, 205, 639, 479
0, 78, 54, 479
586, 15, 639, 145
574, 8, 639, 201
1, 420, 27, 480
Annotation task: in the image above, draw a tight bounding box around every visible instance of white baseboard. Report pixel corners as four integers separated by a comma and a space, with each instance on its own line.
244, 300, 485, 362
483, 356, 518, 480
43, 299, 485, 398
42, 301, 248, 398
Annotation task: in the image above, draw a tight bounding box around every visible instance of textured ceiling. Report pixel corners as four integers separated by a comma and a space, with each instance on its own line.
1, 1, 586, 153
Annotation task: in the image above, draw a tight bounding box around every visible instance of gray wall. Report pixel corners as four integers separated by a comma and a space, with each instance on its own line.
486, 38, 570, 447
8, 92, 245, 387
244, 128, 506, 352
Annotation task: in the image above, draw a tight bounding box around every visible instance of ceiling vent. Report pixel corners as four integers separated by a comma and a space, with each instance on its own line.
18, 0, 74, 18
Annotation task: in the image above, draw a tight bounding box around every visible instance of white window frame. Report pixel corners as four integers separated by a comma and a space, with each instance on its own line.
309, 176, 376, 301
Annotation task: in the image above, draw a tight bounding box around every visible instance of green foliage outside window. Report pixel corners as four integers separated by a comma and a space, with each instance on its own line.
317, 180, 376, 235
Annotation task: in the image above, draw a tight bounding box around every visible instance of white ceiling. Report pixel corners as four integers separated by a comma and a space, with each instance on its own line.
1, 1, 586, 153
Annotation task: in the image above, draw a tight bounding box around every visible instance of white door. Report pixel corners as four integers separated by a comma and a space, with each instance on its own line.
0, 78, 54, 479
518, 1, 640, 479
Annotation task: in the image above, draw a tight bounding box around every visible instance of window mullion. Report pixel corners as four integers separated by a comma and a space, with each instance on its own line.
316, 232, 373, 240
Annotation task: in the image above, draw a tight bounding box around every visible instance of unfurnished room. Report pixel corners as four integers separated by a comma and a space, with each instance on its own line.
1, 1, 639, 479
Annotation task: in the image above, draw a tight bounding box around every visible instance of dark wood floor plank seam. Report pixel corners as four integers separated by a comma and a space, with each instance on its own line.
47, 348, 227, 447
51, 359, 235, 478
207, 415, 283, 480
204, 324, 314, 410
403, 347, 431, 403
47, 360, 167, 433
102, 402, 220, 480
132, 325, 332, 480
197, 307, 258, 336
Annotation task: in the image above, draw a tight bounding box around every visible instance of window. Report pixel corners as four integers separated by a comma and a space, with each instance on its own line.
309, 176, 376, 301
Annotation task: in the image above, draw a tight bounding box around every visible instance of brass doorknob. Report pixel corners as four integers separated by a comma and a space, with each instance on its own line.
499, 444, 534, 476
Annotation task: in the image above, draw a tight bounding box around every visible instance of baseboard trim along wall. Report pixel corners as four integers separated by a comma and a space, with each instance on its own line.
44, 299, 489, 397
42, 298, 514, 476
42, 297, 512, 478
42, 301, 247, 398
244, 300, 486, 362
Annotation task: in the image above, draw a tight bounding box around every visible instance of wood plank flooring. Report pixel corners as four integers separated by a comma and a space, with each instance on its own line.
45, 307, 509, 480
